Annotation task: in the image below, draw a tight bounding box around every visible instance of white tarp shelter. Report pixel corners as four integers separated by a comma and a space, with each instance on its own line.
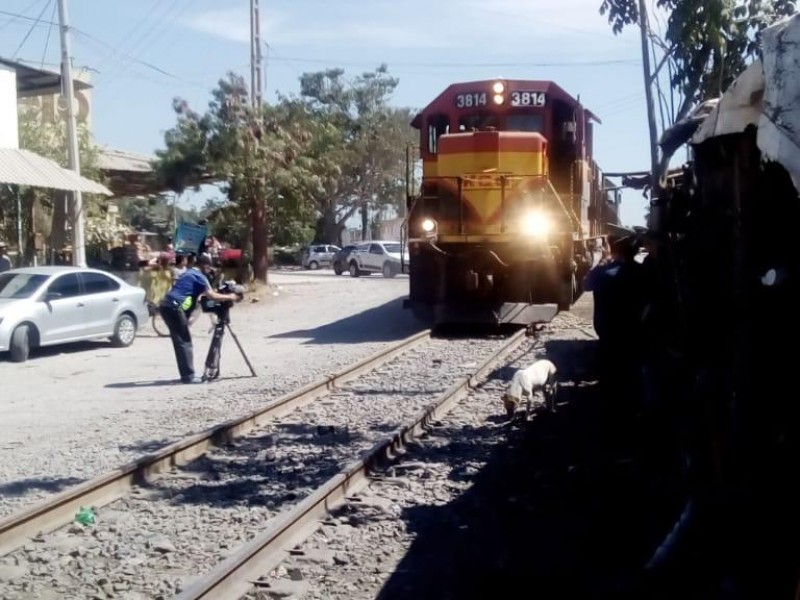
692, 14, 800, 191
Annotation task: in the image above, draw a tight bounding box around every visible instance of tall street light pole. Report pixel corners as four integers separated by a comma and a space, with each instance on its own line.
57, 0, 86, 267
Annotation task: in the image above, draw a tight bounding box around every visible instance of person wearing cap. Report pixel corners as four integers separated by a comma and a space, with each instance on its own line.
583, 232, 647, 409
0, 243, 11, 273
159, 253, 238, 384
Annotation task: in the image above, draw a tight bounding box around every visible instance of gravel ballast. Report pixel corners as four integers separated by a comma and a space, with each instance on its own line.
243, 307, 683, 600
0, 333, 515, 600
0, 272, 422, 517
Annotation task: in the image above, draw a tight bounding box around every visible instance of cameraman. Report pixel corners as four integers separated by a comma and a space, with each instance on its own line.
159, 254, 238, 384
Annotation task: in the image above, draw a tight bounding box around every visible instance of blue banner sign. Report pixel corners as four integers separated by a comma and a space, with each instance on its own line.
174, 222, 207, 255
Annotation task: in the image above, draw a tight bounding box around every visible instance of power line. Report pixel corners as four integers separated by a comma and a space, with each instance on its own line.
72, 28, 202, 85
0, 7, 55, 27
266, 55, 639, 69
40, 0, 57, 68
0, 0, 43, 33
96, 0, 188, 86
90, 0, 171, 76
11, 0, 52, 58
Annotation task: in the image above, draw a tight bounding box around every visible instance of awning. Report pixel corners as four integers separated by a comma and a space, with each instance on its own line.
0, 148, 112, 195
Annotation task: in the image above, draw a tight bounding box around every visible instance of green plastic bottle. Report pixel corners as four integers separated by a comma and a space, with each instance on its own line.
74, 506, 96, 526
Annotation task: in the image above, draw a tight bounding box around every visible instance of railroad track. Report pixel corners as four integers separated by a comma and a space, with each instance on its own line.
0, 327, 531, 599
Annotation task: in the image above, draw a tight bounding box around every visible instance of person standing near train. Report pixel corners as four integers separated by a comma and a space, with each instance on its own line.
582, 233, 647, 409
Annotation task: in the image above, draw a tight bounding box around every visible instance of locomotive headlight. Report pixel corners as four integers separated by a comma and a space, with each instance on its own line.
493, 94, 505, 105
520, 210, 552, 238
421, 218, 436, 233
493, 82, 505, 94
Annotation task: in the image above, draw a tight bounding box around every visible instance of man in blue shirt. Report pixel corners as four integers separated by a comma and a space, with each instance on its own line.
583, 234, 647, 408
159, 254, 239, 383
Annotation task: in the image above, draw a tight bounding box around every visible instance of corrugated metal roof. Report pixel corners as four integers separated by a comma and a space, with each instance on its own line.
0, 148, 112, 195
97, 147, 154, 173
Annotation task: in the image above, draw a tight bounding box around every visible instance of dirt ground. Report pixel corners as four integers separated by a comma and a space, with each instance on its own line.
0, 269, 425, 512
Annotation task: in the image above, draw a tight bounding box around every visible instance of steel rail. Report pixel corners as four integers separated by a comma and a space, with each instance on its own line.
0, 329, 432, 558
177, 327, 529, 600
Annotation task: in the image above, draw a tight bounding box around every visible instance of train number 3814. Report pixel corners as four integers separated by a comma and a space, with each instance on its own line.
510, 92, 547, 107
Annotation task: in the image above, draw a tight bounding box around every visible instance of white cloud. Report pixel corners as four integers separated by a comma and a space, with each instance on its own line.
184, 0, 632, 52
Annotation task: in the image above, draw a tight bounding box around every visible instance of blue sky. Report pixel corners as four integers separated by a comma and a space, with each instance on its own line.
1, 0, 654, 226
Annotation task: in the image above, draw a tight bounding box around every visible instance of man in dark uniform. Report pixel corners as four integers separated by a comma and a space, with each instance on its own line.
159, 254, 238, 383
583, 232, 647, 409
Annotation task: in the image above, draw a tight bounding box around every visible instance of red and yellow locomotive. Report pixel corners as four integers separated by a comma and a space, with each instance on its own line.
403, 79, 620, 326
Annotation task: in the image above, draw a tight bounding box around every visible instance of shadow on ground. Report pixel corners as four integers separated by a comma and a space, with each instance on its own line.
0, 476, 85, 498
0, 340, 115, 364
133, 422, 387, 510
269, 298, 425, 344
375, 337, 686, 600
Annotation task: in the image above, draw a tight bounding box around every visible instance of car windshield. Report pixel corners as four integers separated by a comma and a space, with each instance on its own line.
0, 273, 49, 299
383, 243, 403, 254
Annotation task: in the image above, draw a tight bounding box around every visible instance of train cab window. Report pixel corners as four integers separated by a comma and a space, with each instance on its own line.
506, 114, 544, 133
427, 114, 450, 154
458, 113, 499, 132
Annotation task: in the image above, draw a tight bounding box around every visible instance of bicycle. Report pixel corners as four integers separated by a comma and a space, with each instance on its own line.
148, 301, 169, 337
148, 301, 217, 338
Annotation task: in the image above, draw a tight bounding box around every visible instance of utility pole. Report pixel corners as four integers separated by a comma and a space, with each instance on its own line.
57, 0, 85, 267
637, 0, 660, 196
249, 0, 267, 284
249, 0, 262, 108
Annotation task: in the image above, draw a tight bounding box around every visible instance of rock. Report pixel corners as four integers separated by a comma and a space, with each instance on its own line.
153, 539, 176, 554
287, 567, 304, 581
262, 579, 310, 599
0, 564, 28, 583
352, 496, 394, 514
333, 553, 350, 565
294, 549, 335, 565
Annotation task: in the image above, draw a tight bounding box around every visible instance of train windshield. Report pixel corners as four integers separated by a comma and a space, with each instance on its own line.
506, 114, 544, 132
458, 113, 499, 131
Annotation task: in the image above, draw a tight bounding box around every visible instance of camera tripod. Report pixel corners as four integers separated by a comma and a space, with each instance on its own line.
202, 305, 257, 381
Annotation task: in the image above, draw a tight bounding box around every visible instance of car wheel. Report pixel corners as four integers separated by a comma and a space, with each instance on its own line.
349, 262, 360, 278
9, 324, 31, 363
308, 261, 319, 270
333, 265, 343, 275
382, 262, 397, 278
111, 313, 137, 348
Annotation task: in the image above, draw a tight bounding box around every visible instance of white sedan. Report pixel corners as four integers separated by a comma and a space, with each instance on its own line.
0, 266, 150, 362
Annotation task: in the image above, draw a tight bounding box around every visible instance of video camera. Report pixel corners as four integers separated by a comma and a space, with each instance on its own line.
200, 280, 247, 316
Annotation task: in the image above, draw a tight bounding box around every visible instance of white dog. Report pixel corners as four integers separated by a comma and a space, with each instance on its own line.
502, 359, 558, 418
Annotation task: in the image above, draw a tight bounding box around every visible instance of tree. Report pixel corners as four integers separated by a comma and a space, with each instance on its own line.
155, 73, 311, 283
156, 64, 416, 276
285, 65, 416, 243
600, 0, 797, 179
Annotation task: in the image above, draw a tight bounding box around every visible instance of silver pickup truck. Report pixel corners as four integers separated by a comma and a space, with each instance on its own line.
347, 241, 410, 278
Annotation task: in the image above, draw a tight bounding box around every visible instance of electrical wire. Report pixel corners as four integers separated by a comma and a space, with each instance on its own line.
96, 0, 188, 85
11, 0, 52, 59
0, 7, 54, 27
265, 55, 639, 69
89, 0, 172, 79
40, 0, 57, 68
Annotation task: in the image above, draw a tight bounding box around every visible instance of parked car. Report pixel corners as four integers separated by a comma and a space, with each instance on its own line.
0, 266, 149, 363
302, 244, 340, 270
347, 241, 410, 278
332, 245, 359, 275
